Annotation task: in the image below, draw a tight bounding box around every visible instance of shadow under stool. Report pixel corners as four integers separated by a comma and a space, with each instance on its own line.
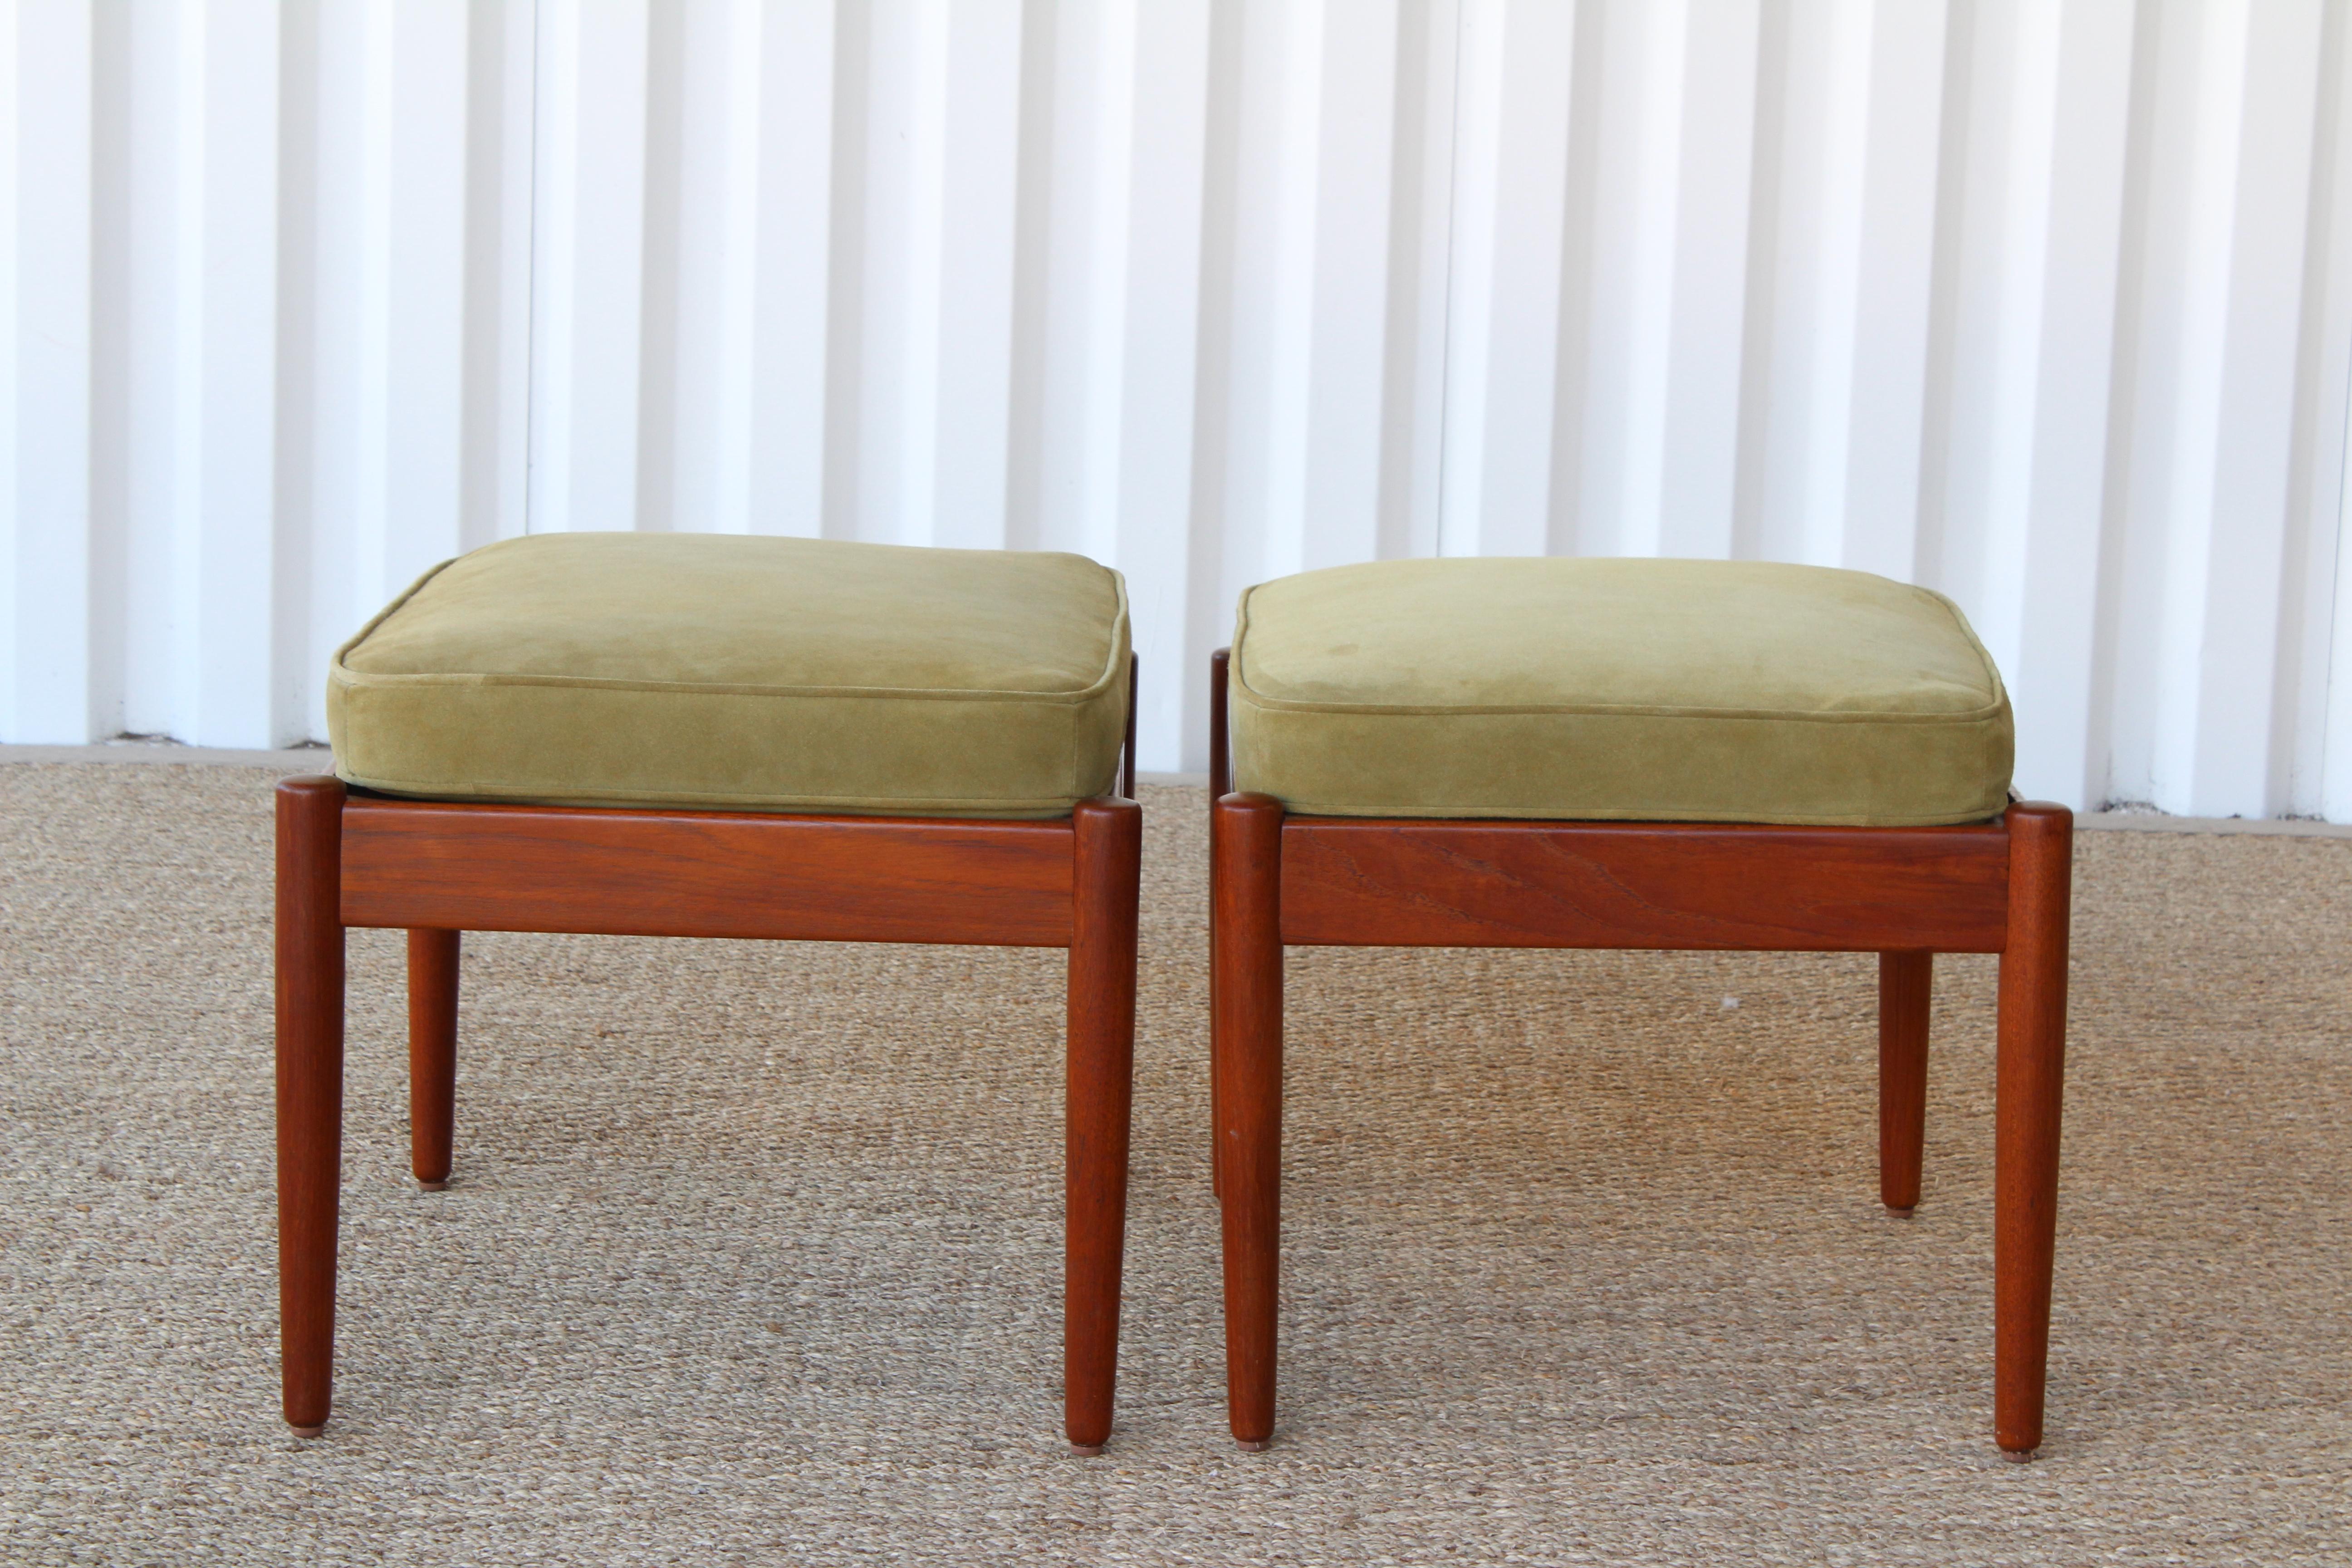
1205, 557, 2072, 1460
277, 533, 1142, 1453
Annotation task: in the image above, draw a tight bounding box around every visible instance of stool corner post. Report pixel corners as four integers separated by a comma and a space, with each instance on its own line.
1066, 794, 1142, 1451
274, 772, 347, 1055
2003, 799, 2074, 861
275, 774, 346, 1435
1211, 792, 1284, 933
1071, 794, 1144, 916
1210, 791, 1284, 1057
1993, 799, 2073, 1455
1211, 789, 1284, 1446
1209, 648, 1232, 801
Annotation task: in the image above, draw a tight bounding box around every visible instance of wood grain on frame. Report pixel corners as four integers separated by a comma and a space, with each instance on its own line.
339, 795, 1078, 946
1277, 816, 2012, 953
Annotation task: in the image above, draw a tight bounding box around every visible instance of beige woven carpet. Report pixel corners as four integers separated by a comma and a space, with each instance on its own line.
3, 764, 2348, 1565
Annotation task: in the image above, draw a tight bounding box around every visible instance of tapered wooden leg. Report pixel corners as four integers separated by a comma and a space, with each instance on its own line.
408, 928, 461, 1190
1209, 649, 1231, 1200
1214, 790, 1284, 1450
1879, 951, 1932, 1214
1994, 803, 2073, 1459
276, 777, 347, 1437
1065, 797, 1142, 1454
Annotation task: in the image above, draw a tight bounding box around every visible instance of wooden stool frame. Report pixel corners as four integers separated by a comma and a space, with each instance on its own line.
1205, 648, 2073, 1459
277, 662, 1143, 1453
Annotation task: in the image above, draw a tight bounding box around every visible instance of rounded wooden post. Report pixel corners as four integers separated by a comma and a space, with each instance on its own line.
1878, 951, 1932, 1213
276, 776, 347, 1437
1121, 653, 1139, 799
1065, 795, 1142, 1454
1214, 790, 1284, 1449
1208, 648, 1231, 1199
1209, 648, 1231, 802
1994, 802, 2072, 1459
408, 928, 461, 1190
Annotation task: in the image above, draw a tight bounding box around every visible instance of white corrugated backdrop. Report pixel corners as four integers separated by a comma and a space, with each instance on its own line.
6, 0, 2352, 817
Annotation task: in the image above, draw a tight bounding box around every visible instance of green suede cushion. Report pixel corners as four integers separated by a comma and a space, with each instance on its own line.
1229, 558, 2012, 825
329, 533, 1129, 817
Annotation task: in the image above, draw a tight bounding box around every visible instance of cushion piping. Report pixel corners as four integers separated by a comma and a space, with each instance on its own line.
333, 558, 1132, 707
1227, 578, 2009, 725
335, 775, 1091, 816
1259, 801, 2009, 827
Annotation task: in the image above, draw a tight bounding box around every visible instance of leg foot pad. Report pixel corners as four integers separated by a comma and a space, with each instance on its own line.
417, 1179, 450, 1192
1236, 1438, 1270, 1452
2000, 1446, 2038, 1464
1883, 1204, 1915, 1218
1069, 1442, 1104, 1457
289, 1423, 326, 1439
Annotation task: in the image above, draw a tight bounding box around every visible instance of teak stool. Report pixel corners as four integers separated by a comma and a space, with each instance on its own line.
277, 534, 1142, 1452
1206, 558, 2072, 1459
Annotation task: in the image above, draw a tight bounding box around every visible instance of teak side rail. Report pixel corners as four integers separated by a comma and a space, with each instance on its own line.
1205, 647, 2073, 1460
278, 658, 1143, 1454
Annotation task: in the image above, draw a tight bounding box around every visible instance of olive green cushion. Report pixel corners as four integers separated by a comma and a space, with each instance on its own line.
328, 534, 1129, 817
1229, 558, 2011, 825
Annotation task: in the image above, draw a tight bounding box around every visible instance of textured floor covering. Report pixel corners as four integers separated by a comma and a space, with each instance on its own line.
2, 764, 2348, 1566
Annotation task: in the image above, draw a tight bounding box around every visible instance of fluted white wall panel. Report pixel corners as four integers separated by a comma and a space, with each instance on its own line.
7, 0, 2352, 818
3, 0, 94, 741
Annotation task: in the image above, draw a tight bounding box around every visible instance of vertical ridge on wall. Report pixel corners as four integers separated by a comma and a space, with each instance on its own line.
2152, 0, 2323, 818
1107, 0, 1213, 778
291, 0, 530, 737
1803, 0, 1946, 583
529, 0, 648, 537
3, 0, 96, 742
1975, 0, 2137, 810
1651, 0, 1759, 561
2108, 0, 2337, 818
1293, 0, 1400, 575
928, 0, 1024, 550
361, 1, 470, 605
177, 0, 286, 748
656, 0, 833, 541
5, 0, 2352, 813
2313, 0, 2352, 823
1439, 0, 1575, 559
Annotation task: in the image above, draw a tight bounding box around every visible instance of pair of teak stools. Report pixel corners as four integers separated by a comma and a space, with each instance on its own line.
278, 534, 2070, 1459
